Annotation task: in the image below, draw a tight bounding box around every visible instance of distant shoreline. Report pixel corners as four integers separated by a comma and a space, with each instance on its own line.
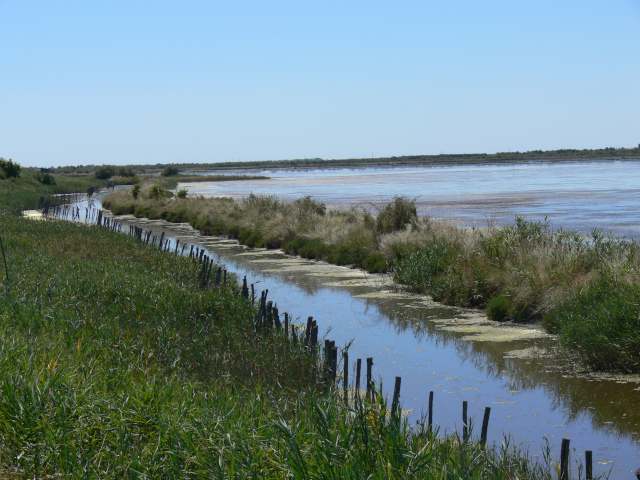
175, 153, 640, 173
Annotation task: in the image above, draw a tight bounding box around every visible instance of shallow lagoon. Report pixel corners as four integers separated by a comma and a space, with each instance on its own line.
182, 159, 640, 239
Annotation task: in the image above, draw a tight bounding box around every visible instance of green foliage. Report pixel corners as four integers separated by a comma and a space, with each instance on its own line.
132, 183, 141, 199
393, 241, 462, 297
148, 184, 172, 199
376, 196, 418, 234
94, 165, 115, 180
36, 172, 56, 185
176, 188, 188, 198
0, 158, 21, 179
544, 274, 640, 372
161, 165, 180, 176
291, 195, 326, 216
117, 166, 135, 177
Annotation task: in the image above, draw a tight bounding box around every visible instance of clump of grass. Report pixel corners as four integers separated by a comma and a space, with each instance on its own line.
376, 195, 418, 234
544, 273, 640, 372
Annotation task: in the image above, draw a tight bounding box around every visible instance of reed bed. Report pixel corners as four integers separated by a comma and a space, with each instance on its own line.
104, 190, 640, 373
0, 207, 588, 477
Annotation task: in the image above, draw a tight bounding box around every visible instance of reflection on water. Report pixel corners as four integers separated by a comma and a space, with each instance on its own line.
54, 186, 640, 477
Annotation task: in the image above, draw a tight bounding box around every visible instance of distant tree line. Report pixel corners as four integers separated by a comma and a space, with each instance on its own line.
13, 145, 640, 174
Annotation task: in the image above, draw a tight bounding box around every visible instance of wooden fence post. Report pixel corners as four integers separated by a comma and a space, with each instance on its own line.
428, 391, 434, 433
366, 357, 373, 401
462, 400, 468, 441
343, 351, 349, 404
391, 376, 401, 420
559, 438, 570, 480
480, 407, 491, 446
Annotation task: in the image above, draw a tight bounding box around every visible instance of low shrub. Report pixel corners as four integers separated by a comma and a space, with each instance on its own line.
376, 196, 417, 234
94, 165, 115, 180
162, 165, 180, 176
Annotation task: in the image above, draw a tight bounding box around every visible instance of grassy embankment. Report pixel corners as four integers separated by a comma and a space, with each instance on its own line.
0, 173, 570, 477
0, 167, 124, 216
105, 187, 640, 374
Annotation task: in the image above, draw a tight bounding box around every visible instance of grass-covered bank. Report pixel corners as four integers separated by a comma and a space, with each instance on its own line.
104, 189, 640, 373
0, 167, 113, 215
0, 210, 573, 478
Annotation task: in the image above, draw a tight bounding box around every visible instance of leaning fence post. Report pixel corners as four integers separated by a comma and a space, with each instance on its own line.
0, 233, 10, 293
480, 407, 491, 446
273, 306, 282, 331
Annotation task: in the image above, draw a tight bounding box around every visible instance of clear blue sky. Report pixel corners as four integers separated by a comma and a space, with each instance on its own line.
1, 1, 639, 168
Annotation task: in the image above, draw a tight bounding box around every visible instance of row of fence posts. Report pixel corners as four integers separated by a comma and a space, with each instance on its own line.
44, 202, 596, 480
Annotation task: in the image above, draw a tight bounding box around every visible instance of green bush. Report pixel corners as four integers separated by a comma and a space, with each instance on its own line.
94, 165, 115, 180
544, 274, 640, 372
132, 184, 141, 199
376, 196, 417, 234
162, 165, 180, 176
0, 158, 21, 179
486, 295, 511, 322
176, 189, 188, 198
117, 166, 135, 177
37, 172, 56, 185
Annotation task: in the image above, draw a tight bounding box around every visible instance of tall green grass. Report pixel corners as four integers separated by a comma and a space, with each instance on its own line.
0, 213, 578, 478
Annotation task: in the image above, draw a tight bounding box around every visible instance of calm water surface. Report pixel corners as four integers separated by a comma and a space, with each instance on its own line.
70, 164, 640, 477
182, 160, 640, 238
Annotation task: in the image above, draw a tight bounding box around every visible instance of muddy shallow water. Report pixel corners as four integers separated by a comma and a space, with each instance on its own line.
181, 159, 640, 239
56, 168, 640, 477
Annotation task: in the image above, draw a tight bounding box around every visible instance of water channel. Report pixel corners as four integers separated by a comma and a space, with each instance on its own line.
59, 159, 640, 478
